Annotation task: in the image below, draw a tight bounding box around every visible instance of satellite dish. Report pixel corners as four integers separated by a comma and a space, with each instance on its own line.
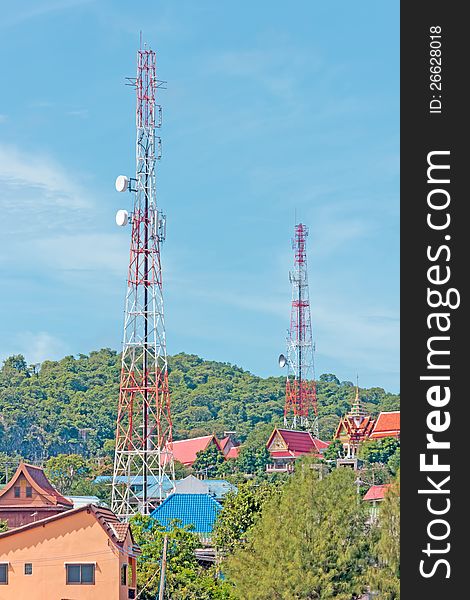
115, 209, 129, 227
115, 175, 129, 193
278, 354, 287, 368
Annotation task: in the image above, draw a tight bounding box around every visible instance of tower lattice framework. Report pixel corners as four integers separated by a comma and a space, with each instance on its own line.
112, 46, 174, 521
284, 223, 318, 433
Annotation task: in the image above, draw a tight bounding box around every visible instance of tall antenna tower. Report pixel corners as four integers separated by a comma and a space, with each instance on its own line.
111, 43, 174, 520
280, 223, 318, 433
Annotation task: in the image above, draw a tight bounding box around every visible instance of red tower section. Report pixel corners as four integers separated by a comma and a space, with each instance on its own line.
284, 223, 318, 432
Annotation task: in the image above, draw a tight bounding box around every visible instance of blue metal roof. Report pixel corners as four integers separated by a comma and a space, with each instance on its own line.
150, 493, 222, 534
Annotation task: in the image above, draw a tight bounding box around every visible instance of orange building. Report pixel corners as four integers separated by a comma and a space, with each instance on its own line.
0, 504, 139, 599
0, 463, 73, 529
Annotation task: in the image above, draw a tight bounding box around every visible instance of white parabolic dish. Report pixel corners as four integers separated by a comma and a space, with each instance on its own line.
115, 209, 129, 227
115, 175, 129, 193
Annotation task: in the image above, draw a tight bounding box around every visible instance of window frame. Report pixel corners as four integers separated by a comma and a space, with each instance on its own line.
65, 563, 96, 585
0, 563, 8, 585
121, 563, 128, 586
14, 486, 20, 498
26, 486, 33, 498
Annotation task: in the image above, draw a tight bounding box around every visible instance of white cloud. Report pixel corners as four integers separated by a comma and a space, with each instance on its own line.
0, 143, 94, 243
12, 331, 68, 364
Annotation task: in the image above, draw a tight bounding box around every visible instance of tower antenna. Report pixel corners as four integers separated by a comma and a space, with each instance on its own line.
283, 223, 318, 434
112, 42, 174, 520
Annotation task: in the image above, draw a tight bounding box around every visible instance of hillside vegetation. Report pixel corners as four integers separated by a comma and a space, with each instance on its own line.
0, 349, 399, 462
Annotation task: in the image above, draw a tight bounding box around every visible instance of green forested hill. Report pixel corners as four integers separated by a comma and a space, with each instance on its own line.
0, 349, 399, 462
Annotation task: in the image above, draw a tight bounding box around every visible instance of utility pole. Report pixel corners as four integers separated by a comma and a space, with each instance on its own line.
158, 534, 168, 600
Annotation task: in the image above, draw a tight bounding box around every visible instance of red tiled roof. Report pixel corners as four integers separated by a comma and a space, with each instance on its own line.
171, 435, 220, 466
226, 446, 240, 459
277, 429, 316, 453
270, 451, 295, 459
219, 436, 230, 450
370, 411, 400, 439
267, 429, 330, 456
363, 484, 392, 502
313, 438, 330, 451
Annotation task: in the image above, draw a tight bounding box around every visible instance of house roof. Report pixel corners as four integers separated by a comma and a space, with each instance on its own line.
0, 463, 73, 507
170, 435, 221, 466
363, 484, 392, 502
219, 436, 230, 450
150, 493, 222, 534
226, 446, 240, 459
267, 428, 329, 455
370, 411, 400, 439
0, 503, 137, 551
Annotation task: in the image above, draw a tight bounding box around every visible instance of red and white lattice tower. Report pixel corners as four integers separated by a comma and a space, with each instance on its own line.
111, 44, 174, 520
284, 223, 318, 433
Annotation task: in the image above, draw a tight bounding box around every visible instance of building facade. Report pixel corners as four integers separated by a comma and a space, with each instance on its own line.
0, 463, 73, 529
0, 504, 139, 599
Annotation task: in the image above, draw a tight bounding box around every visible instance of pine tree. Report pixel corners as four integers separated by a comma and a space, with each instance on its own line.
226, 463, 371, 599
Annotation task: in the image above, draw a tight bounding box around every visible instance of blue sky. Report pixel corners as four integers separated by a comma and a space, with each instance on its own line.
0, 1, 399, 391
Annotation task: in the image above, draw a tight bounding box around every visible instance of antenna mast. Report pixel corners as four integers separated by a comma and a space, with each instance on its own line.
112, 43, 174, 520
284, 223, 318, 434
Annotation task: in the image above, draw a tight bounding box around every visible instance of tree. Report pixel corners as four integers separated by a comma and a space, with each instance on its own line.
360, 438, 400, 466
192, 444, 226, 477
0, 520, 8, 533
319, 373, 340, 385
213, 483, 278, 555
323, 439, 344, 461
226, 464, 371, 599
367, 475, 400, 599
387, 447, 400, 475
44, 454, 91, 494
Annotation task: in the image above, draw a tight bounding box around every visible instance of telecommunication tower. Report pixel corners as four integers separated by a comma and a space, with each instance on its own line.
279, 223, 318, 433
111, 43, 174, 520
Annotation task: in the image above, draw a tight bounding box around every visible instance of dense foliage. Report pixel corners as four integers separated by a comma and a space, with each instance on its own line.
213, 482, 278, 555
367, 475, 400, 599
0, 349, 399, 463
130, 514, 233, 600
226, 464, 372, 599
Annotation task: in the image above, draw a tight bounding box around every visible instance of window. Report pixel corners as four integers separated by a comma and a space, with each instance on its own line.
66, 564, 95, 585
24, 563, 33, 575
0, 563, 7, 584
14, 487, 20, 498
26, 487, 32, 498
121, 564, 128, 585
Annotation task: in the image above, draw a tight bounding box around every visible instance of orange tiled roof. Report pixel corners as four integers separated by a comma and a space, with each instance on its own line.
370, 411, 400, 439
363, 484, 392, 502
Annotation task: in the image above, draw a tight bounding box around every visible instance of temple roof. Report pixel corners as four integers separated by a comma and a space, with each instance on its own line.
267, 428, 329, 455
369, 411, 400, 439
